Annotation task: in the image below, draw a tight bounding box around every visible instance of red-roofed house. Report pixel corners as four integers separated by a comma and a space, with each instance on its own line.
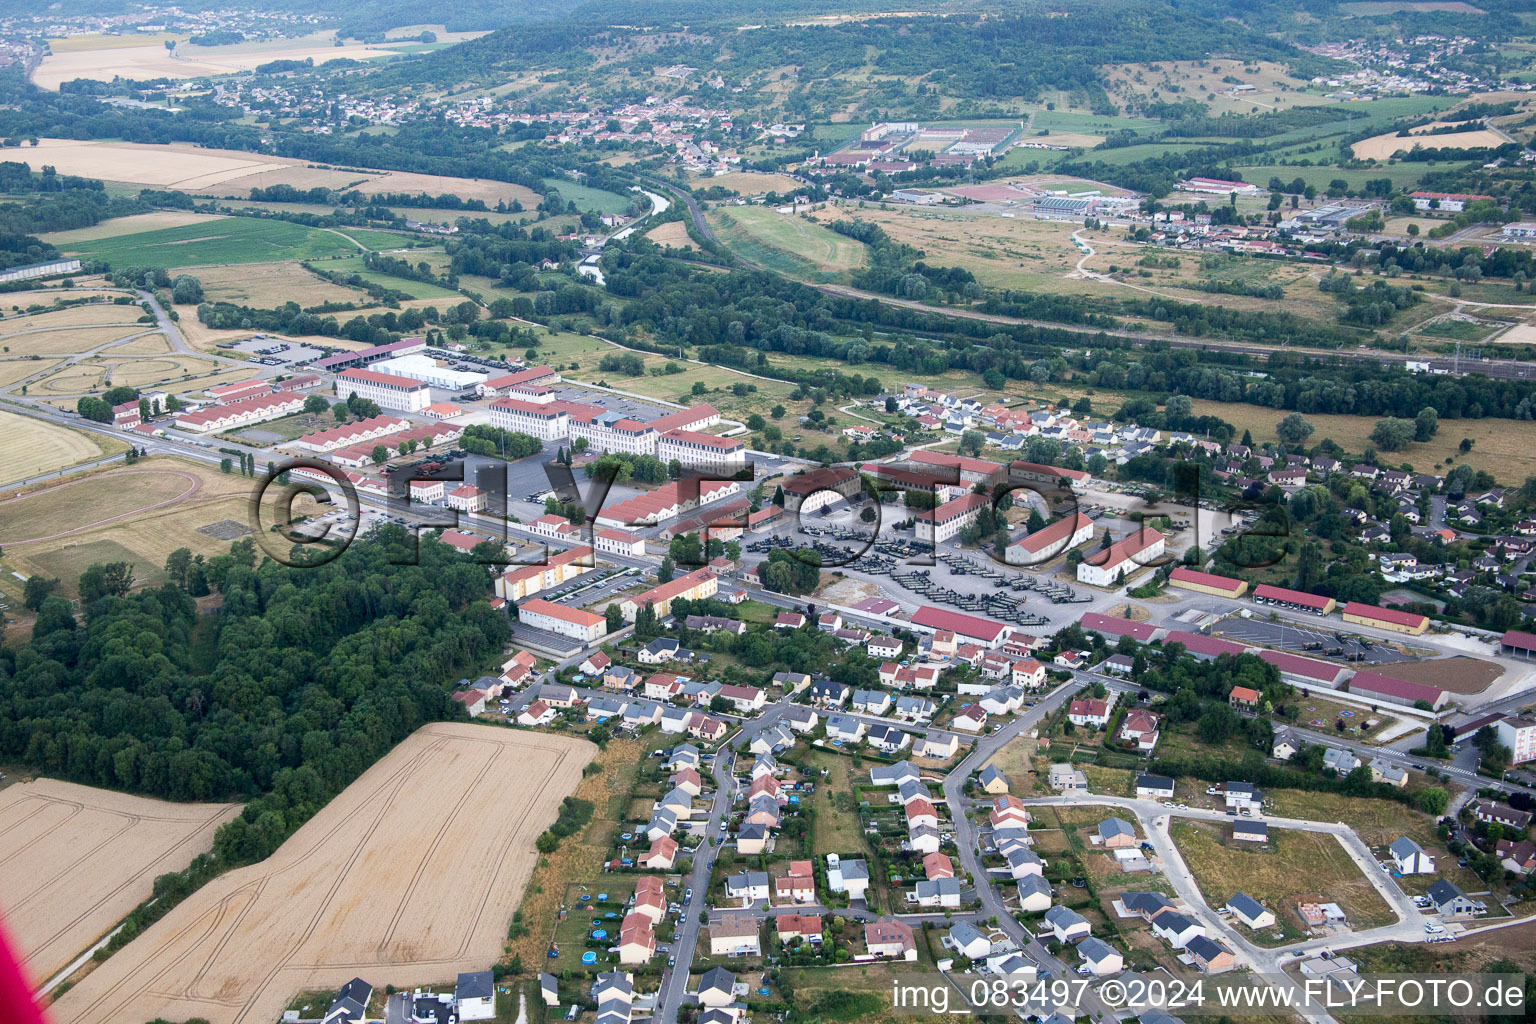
1077, 529, 1165, 587
1068, 698, 1109, 727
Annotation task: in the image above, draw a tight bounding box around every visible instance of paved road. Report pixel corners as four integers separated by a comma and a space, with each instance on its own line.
654, 697, 797, 1022
939, 678, 1112, 1017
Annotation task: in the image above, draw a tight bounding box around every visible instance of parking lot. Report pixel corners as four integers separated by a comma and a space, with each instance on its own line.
1213, 615, 1414, 664
549, 385, 671, 424
227, 336, 327, 366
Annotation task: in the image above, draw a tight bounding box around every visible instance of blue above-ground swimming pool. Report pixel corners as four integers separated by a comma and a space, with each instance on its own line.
582, 952, 597, 965
592, 929, 608, 940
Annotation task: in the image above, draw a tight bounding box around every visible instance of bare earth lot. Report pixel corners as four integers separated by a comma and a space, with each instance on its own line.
0, 778, 239, 985
50, 723, 593, 1024
1370, 655, 1503, 695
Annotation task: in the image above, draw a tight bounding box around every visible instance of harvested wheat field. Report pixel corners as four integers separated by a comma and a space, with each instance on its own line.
14, 139, 539, 206
0, 409, 123, 485
182, 263, 367, 309
3, 303, 142, 330
40, 211, 219, 245
645, 220, 697, 250
0, 326, 148, 359
32, 35, 403, 91
0, 779, 240, 986
1352, 126, 1508, 160
50, 724, 594, 1024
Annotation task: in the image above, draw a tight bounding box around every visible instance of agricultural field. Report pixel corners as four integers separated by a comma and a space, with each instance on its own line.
644, 221, 697, 250
16, 139, 371, 194
0, 409, 125, 485
695, 171, 803, 195
0, 458, 261, 596
325, 255, 462, 299
13, 139, 538, 206
0, 323, 150, 359
0, 778, 239, 985
4, 303, 143, 331
1352, 125, 1510, 160
707, 206, 867, 281
31, 31, 407, 91
40, 211, 217, 245
0, 359, 61, 389
0, 286, 136, 312
1170, 819, 1397, 944
112, 333, 174, 354
542, 177, 634, 215
53, 216, 366, 269
48, 723, 594, 1024
183, 262, 373, 309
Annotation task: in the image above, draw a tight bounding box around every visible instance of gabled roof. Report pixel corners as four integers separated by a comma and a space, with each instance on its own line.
1226, 891, 1267, 921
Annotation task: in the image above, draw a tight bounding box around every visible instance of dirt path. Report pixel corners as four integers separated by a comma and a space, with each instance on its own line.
0, 468, 202, 545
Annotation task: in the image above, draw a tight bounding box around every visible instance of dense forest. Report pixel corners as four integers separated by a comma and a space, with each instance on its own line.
0, 528, 508, 864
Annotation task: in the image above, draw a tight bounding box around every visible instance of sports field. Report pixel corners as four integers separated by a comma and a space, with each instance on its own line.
0, 409, 123, 485
708, 206, 867, 280
54, 217, 364, 268
50, 724, 594, 1024
0, 778, 239, 985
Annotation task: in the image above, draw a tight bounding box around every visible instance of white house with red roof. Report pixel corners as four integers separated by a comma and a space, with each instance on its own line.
445, 484, 486, 512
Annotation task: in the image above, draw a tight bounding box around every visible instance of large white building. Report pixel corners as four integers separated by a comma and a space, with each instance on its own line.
656, 429, 747, 475
572, 416, 659, 457
488, 398, 737, 473
489, 397, 569, 440
175, 390, 303, 433
1077, 529, 1165, 586
336, 367, 431, 412
596, 527, 647, 558
517, 597, 607, 643
373, 352, 488, 391
0, 258, 81, 283
915, 492, 988, 545
475, 364, 562, 397
1495, 715, 1536, 764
